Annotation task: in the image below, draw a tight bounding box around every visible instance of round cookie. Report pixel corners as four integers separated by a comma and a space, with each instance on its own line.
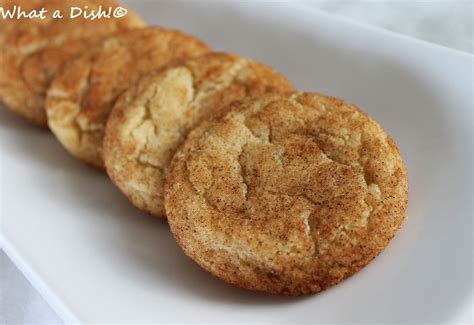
0, 0, 145, 126
46, 27, 210, 168
165, 93, 408, 296
103, 53, 294, 217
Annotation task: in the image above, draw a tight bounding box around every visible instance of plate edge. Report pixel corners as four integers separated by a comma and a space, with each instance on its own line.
0, 233, 81, 324
280, 0, 474, 59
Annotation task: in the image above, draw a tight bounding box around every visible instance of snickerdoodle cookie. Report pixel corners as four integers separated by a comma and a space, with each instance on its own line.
0, 0, 42, 45
104, 53, 294, 217
46, 27, 210, 167
165, 93, 408, 296
0, 0, 145, 126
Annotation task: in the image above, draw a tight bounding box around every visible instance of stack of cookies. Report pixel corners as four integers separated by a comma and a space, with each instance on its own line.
0, 1, 408, 296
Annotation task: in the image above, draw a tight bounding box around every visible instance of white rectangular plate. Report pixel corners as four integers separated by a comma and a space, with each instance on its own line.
1, 0, 472, 323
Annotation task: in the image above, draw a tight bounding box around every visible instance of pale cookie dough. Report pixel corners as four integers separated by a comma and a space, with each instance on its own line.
0, 0, 145, 126
46, 27, 210, 167
104, 53, 294, 217
165, 93, 408, 296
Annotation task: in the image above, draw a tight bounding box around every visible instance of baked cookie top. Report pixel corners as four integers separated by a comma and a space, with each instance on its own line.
103, 52, 294, 217
0, 0, 43, 44
165, 93, 408, 295
46, 27, 210, 167
0, 0, 145, 125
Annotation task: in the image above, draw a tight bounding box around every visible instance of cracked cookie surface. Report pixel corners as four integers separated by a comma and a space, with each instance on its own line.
104, 53, 294, 217
165, 92, 408, 295
46, 27, 210, 167
0, 0, 145, 126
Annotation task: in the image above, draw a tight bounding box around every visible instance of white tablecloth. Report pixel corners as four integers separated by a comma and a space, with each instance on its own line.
1, 1, 472, 324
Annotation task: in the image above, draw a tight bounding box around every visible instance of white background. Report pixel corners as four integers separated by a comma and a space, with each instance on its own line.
1, 0, 472, 323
